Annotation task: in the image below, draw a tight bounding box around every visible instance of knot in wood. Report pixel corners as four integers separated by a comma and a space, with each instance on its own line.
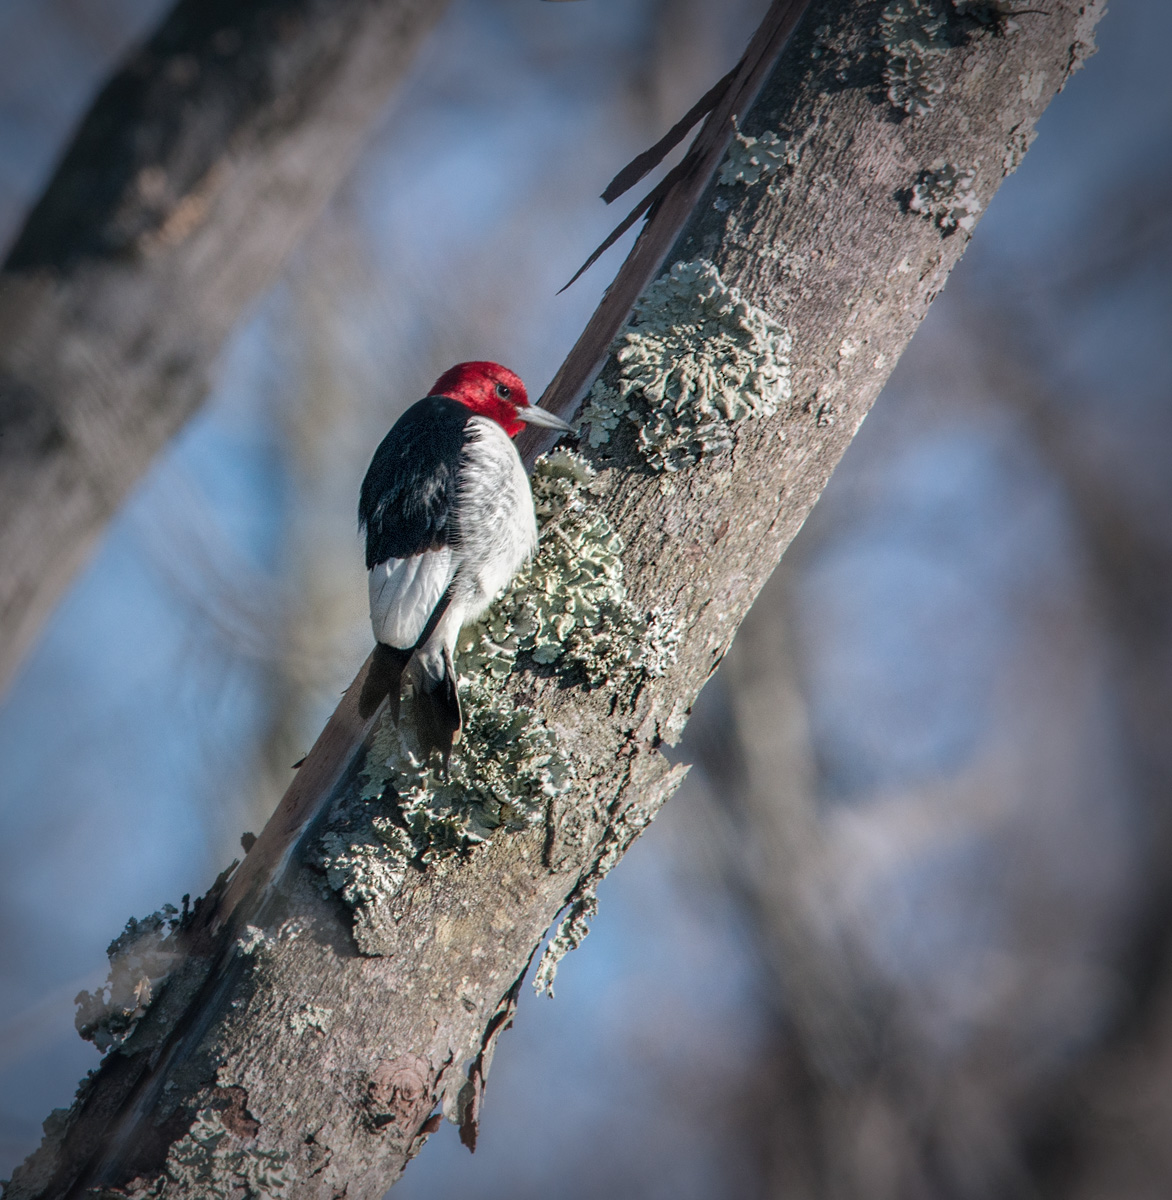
365, 1056, 432, 1130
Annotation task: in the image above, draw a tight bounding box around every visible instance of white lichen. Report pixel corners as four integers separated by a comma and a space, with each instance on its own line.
317, 818, 412, 912
1066, 1, 1103, 77
316, 683, 572, 939
288, 1004, 333, 1036
153, 1108, 291, 1200
235, 926, 267, 956
880, 0, 950, 117
86, 1106, 291, 1199
907, 161, 982, 233
717, 128, 795, 187
378, 684, 570, 845
532, 771, 686, 996
75, 904, 185, 1054
1002, 125, 1038, 175
533, 889, 598, 998
582, 260, 792, 472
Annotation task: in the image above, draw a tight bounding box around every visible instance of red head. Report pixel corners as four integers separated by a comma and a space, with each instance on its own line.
431, 361, 531, 438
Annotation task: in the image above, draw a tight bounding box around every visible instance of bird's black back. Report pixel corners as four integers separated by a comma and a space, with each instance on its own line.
359, 395, 471, 569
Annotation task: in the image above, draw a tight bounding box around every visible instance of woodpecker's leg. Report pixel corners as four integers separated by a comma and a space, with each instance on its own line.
359, 642, 413, 721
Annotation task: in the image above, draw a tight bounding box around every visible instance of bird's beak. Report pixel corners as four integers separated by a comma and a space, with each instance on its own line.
514, 405, 576, 434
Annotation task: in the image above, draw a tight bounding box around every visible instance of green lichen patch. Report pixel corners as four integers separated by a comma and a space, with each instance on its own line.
315, 684, 573, 945
459, 450, 681, 685
582, 260, 792, 473
317, 815, 413, 916
880, 0, 950, 116
365, 682, 572, 849
907, 161, 982, 233
533, 889, 597, 998
114, 1108, 292, 1200
718, 128, 792, 187
532, 763, 690, 996
75, 904, 186, 1054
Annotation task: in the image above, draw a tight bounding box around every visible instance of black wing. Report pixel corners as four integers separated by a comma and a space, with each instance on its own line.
359, 396, 470, 570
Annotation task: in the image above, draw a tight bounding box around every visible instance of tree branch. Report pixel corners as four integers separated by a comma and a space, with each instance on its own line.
0, 0, 448, 694
4, 1, 1106, 1197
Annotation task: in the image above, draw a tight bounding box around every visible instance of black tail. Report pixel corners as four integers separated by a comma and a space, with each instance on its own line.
358, 643, 413, 721
414, 645, 462, 772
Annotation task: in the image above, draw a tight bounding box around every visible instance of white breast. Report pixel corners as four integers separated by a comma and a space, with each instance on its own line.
450, 416, 537, 621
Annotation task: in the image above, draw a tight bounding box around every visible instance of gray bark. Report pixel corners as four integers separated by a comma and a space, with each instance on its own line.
0, 0, 447, 694
3, 1, 1106, 1197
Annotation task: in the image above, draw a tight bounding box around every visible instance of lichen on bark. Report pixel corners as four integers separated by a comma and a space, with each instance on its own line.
718, 128, 790, 187
96, 1107, 292, 1200
532, 889, 598, 999
313, 451, 679, 954
582, 259, 793, 472
907, 160, 982, 232
460, 450, 680, 683
879, 0, 951, 116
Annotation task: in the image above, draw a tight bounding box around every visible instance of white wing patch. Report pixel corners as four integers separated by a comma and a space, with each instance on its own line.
369, 547, 457, 649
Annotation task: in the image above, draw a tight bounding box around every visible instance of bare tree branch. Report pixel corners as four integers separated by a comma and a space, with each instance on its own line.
3, 1, 1107, 1197
0, 0, 448, 694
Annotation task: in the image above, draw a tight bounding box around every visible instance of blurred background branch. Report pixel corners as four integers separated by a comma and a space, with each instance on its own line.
0, 0, 448, 695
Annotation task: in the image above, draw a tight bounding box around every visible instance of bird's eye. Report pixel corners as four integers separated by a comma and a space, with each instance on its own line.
495, 382, 512, 401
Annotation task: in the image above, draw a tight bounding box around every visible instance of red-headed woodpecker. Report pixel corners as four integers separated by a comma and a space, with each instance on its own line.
357, 361, 574, 763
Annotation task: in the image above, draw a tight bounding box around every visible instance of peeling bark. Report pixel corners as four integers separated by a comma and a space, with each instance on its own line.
0, 0, 447, 693
3, 1, 1106, 1197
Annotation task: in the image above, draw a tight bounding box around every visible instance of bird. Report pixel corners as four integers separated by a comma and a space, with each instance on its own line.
357, 361, 575, 766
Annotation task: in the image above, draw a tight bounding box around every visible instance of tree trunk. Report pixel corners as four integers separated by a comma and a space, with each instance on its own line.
0, 0, 447, 694
3, 1, 1105, 1197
